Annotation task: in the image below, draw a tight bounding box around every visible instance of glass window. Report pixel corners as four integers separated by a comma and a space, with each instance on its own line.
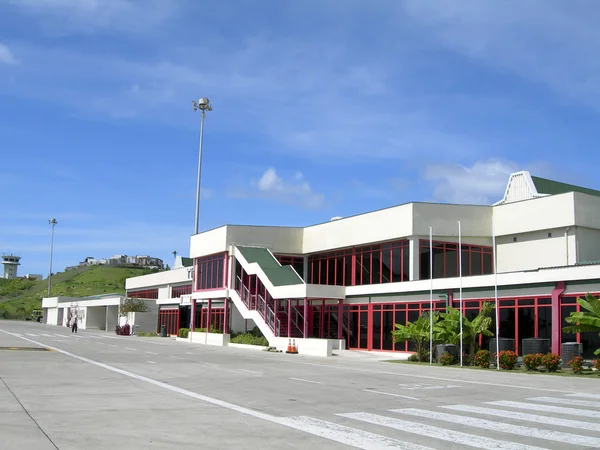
482, 252, 492, 274
445, 246, 458, 278
537, 306, 552, 339
382, 247, 392, 283
344, 255, 353, 286
561, 305, 577, 343
402, 245, 410, 282
471, 250, 482, 275
371, 250, 381, 284
195, 253, 227, 290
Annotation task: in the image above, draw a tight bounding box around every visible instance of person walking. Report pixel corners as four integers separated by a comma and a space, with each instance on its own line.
71, 315, 78, 334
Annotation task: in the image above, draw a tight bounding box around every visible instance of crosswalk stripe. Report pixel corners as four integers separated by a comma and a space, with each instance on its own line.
280, 416, 433, 450
337, 412, 545, 450
566, 393, 600, 400
394, 408, 600, 448
487, 400, 600, 419
25, 334, 39, 337
41, 333, 53, 337
529, 396, 600, 409
442, 404, 600, 433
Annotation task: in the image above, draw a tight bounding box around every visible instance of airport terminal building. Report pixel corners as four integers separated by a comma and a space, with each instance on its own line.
96, 171, 600, 357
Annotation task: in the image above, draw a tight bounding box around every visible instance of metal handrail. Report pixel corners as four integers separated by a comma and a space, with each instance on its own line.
290, 305, 305, 335
257, 294, 266, 319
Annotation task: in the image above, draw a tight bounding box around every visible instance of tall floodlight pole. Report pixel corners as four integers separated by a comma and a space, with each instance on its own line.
192, 98, 212, 235
429, 226, 433, 366
458, 221, 463, 367
493, 214, 500, 370
48, 218, 57, 297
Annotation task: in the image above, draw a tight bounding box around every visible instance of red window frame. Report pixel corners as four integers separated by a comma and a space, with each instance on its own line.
158, 309, 179, 335
196, 307, 225, 332
194, 252, 228, 291
274, 254, 304, 279
127, 289, 158, 299
171, 284, 192, 298
419, 239, 494, 280
308, 239, 409, 286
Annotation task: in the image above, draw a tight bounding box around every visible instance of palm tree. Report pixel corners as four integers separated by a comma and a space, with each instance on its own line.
434, 302, 494, 364
392, 312, 438, 362
563, 293, 600, 356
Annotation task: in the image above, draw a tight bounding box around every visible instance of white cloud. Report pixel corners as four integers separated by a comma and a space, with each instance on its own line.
0, 43, 18, 65
5, 0, 178, 35
403, 1, 600, 109
250, 167, 325, 209
424, 159, 518, 205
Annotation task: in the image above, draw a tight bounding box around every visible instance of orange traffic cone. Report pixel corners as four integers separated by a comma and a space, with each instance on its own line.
286, 339, 293, 353
290, 339, 298, 354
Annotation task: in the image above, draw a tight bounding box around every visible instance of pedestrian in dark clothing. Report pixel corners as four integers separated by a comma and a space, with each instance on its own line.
71, 316, 78, 333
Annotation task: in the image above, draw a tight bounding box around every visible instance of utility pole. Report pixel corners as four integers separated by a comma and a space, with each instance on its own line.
48, 218, 57, 297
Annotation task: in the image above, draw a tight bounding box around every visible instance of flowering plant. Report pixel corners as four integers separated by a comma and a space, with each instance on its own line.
495, 350, 518, 370
568, 356, 584, 375
475, 350, 490, 368
542, 353, 562, 372
522, 353, 543, 371
439, 352, 454, 366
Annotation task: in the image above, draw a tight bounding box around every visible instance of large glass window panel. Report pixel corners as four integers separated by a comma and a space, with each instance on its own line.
335, 256, 344, 286
482, 252, 492, 275
402, 246, 410, 282
581, 330, 600, 359
362, 253, 371, 285
433, 247, 445, 278
561, 306, 577, 343
359, 311, 368, 348
327, 258, 336, 286
319, 259, 327, 284
371, 250, 381, 284
216, 258, 223, 287
420, 247, 430, 280
372, 311, 381, 350
391, 247, 401, 282
445, 246, 458, 278
537, 306, 552, 339
345, 255, 353, 286
461, 249, 469, 276
382, 311, 395, 350
518, 308, 535, 355
382, 248, 392, 283
471, 250, 482, 275
348, 310, 359, 348
500, 308, 515, 339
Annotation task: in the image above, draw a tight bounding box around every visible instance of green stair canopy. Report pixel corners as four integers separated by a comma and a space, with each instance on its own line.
236, 246, 304, 287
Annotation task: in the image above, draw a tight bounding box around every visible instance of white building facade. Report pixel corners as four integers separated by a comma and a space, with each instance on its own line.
124, 171, 600, 358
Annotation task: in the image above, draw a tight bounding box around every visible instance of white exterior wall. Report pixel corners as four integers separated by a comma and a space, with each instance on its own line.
493, 193, 576, 236
46, 307, 58, 325
412, 203, 492, 238
303, 204, 413, 253
227, 225, 304, 254
576, 227, 600, 263
125, 267, 192, 291
496, 228, 572, 273
189, 226, 228, 258
86, 306, 106, 329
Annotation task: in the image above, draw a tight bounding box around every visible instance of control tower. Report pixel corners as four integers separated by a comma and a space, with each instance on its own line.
2, 254, 21, 279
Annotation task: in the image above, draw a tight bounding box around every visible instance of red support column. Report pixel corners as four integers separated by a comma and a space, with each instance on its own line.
337, 299, 343, 340
223, 298, 229, 334
303, 298, 308, 338
551, 282, 565, 354
207, 299, 212, 331
191, 300, 197, 331
287, 299, 292, 338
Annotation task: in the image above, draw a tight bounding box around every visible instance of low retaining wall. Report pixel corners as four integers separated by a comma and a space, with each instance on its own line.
228, 343, 267, 351
189, 331, 230, 347
271, 337, 334, 357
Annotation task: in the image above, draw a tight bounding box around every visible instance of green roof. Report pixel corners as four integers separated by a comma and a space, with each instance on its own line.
531, 176, 600, 198
180, 257, 193, 267
236, 246, 304, 287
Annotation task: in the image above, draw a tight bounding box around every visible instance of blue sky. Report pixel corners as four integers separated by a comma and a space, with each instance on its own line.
1, 1, 600, 277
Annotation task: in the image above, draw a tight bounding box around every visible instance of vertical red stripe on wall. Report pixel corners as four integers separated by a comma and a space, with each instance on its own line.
551, 282, 565, 354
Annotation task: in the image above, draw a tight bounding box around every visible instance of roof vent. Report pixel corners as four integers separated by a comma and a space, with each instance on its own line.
330, 216, 343, 221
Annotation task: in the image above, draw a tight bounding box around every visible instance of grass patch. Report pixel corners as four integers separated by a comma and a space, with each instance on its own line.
383, 359, 600, 377
137, 331, 159, 337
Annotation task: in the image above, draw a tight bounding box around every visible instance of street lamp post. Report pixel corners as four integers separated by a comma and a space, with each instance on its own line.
192, 97, 212, 235
48, 218, 57, 297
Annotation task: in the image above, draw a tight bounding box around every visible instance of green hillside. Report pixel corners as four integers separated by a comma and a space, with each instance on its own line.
0, 265, 155, 320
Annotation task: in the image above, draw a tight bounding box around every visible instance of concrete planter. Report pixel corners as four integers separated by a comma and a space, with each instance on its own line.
189, 331, 230, 347
228, 343, 268, 351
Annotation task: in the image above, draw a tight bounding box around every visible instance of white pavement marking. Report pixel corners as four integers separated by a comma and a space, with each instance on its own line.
145, 351, 157, 355
52, 334, 65, 337
147, 361, 156, 364
125, 348, 137, 351
338, 412, 545, 450
529, 396, 600, 408
107, 344, 118, 348
185, 352, 193, 355
41, 333, 53, 337
395, 408, 600, 448
364, 389, 418, 401
290, 377, 323, 385
397, 383, 459, 390
0, 329, 429, 450
96, 342, 104, 345
281, 416, 433, 450
290, 361, 575, 393
238, 369, 263, 375
442, 404, 600, 433
170, 356, 184, 360
567, 393, 600, 400
25, 334, 39, 337
487, 400, 600, 419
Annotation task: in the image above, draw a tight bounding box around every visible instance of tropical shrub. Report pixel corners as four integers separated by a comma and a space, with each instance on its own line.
568, 356, 584, 375
563, 293, 600, 356
137, 331, 158, 337
496, 350, 518, 370
433, 302, 494, 365
407, 353, 419, 362
523, 353, 543, 371
439, 352, 454, 366
475, 350, 490, 368
542, 352, 561, 372
593, 359, 600, 371
230, 333, 268, 346
392, 312, 439, 362
178, 328, 190, 338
